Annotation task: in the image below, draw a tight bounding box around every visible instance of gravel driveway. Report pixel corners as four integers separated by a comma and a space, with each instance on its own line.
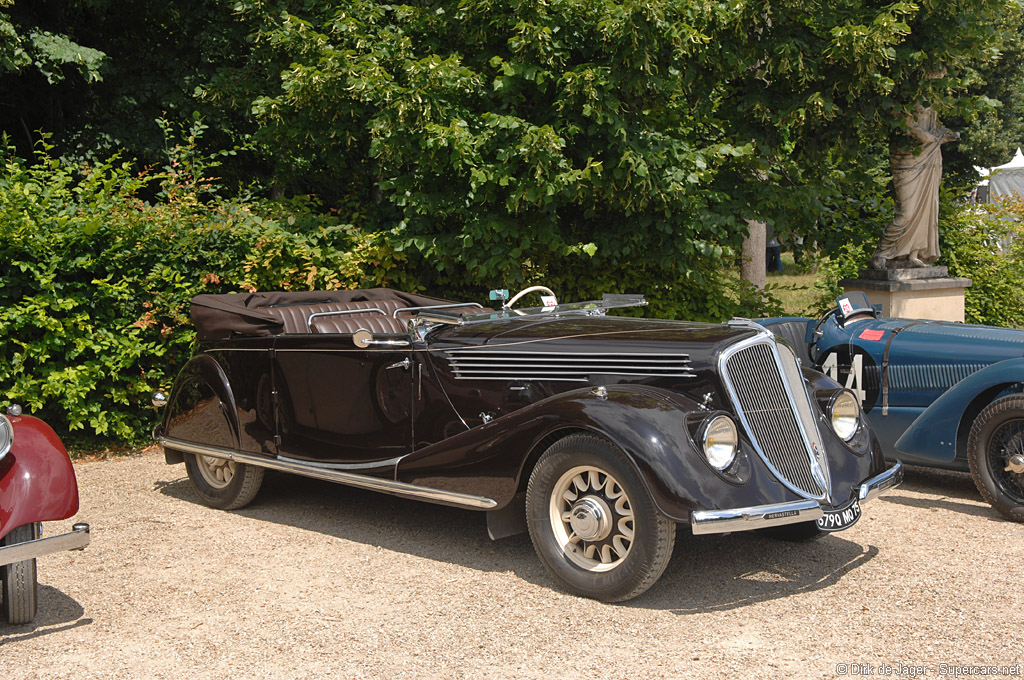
3, 450, 1023, 679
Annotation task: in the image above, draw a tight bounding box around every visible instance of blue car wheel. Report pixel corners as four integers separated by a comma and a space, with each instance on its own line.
968, 395, 1024, 523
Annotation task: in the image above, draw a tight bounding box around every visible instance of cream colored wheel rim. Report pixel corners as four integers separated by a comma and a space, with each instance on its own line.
197, 455, 236, 489
549, 465, 635, 572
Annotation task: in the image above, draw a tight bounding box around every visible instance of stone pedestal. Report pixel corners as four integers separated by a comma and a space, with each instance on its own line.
839, 266, 972, 322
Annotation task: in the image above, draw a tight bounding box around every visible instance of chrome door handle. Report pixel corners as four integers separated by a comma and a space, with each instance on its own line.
386, 358, 411, 371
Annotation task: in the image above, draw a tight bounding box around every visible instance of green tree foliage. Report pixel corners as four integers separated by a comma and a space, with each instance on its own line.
0, 0, 105, 155
0, 0, 104, 82
943, 3, 1024, 181
198, 0, 1007, 304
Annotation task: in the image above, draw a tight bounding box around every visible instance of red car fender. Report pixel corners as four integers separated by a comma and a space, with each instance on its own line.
0, 414, 80, 542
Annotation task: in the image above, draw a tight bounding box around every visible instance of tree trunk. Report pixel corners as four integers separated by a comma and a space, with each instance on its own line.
741, 219, 767, 290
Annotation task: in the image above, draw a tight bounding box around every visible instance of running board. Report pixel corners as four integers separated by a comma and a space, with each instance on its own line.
158, 437, 498, 510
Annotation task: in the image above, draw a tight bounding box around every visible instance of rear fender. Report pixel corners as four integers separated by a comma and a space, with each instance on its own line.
159, 354, 240, 458
0, 415, 79, 541
895, 357, 1024, 463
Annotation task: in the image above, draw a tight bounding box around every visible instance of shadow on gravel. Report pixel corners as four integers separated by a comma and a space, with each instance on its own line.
881, 464, 998, 520
156, 470, 881, 612
0, 585, 91, 644
899, 464, 978, 499
639, 532, 878, 614
882, 494, 994, 519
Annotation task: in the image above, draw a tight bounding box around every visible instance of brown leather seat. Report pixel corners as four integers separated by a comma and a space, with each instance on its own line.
263, 300, 409, 335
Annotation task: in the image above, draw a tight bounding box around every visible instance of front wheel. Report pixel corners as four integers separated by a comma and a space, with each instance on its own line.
526, 434, 675, 602
184, 453, 265, 510
968, 395, 1024, 522
1, 523, 39, 624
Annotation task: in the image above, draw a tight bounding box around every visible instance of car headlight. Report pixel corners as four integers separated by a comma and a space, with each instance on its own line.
701, 414, 738, 470
0, 414, 13, 462
829, 390, 861, 441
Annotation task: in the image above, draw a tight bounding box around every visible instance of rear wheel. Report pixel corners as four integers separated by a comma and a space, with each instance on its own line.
526, 434, 675, 602
1, 523, 39, 624
184, 453, 264, 510
968, 395, 1024, 522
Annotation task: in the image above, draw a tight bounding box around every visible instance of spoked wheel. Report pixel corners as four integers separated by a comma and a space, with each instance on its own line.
1, 523, 39, 624
526, 434, 675, 602
549, 464, 636, 571
184, 453, 265, 510
968, 395, 1024, 522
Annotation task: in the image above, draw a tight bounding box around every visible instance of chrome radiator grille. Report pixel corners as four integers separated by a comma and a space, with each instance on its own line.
445, 349, 695, 382
722, 340, 826, 498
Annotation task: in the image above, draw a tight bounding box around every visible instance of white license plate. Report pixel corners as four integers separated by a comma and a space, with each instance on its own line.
816, 499, 862, 532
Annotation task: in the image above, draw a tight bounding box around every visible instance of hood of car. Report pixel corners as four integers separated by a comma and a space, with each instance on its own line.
431, 314, 755, 349
426, 315, 760, 379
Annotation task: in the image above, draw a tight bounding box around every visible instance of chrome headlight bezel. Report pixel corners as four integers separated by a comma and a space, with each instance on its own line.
829, 390, 861, 442
700, 414, 739, 471
0, 414, 13, 462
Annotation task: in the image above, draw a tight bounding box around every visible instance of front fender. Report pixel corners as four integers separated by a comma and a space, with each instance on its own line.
398, 385, 810, 522
159, 354, 240, 455
0, 415, 79, 541
895, 357, 1024, 463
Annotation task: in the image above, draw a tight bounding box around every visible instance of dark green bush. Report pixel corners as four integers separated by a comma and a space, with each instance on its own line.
942, 199, 1024, 328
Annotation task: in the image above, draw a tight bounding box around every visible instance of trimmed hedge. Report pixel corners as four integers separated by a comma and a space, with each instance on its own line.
0, 139, 410, 445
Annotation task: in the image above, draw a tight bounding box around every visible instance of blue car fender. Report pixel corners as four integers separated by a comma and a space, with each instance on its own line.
895, 357, 1024, 463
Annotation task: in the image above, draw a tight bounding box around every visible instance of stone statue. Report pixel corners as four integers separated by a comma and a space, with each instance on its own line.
870, 105, 959, 269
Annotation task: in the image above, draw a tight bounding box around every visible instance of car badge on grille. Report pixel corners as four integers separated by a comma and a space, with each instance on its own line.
810, 456, 828, 491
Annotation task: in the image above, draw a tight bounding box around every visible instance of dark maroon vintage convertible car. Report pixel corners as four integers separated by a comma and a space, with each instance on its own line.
154, 286, 902, 601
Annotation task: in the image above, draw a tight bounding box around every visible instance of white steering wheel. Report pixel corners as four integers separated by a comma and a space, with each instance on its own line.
505, 285, 558, 310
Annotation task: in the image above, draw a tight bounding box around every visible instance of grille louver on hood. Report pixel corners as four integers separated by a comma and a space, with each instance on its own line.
445, 349, 695, 382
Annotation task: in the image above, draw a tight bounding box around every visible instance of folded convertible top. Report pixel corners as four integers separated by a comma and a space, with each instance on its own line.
190, 288, 459, 340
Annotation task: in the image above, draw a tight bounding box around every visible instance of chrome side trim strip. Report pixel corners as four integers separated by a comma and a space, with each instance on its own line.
690, 500, 824, 536
447, 350, 693, 357
276, 454, 406, 471
446, 349, 695, 381
159, 437, 498, 510
0, 524, 90, 567
858, 461, 904, 503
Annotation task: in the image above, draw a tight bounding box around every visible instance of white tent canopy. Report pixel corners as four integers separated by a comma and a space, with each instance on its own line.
988, 148, 1024, 199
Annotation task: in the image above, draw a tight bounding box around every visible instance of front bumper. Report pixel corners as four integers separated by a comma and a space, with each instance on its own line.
0, 523, 90, 567
689, 461, 903, 536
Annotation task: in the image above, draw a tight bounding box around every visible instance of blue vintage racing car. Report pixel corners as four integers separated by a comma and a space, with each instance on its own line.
763, 292, 1024, 523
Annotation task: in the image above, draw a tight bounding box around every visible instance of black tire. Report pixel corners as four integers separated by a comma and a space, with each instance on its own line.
184, 453, 265, 510
1, 523, 39, 624
758, 521, 825, 542
968, 395, 1024, 522
526, 434, 675, 602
